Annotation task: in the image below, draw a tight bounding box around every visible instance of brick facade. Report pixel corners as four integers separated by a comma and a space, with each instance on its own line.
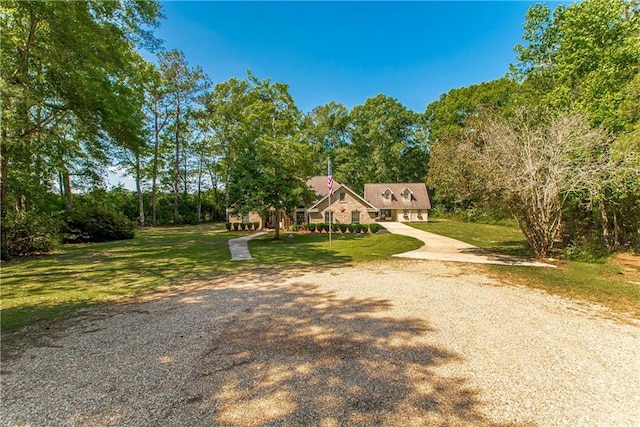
308, 189, 376, 225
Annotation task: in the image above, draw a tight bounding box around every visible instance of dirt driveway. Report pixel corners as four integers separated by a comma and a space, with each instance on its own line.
2, 261, 639, 426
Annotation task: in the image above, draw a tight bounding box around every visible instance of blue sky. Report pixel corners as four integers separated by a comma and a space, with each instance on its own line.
147, 1, 563, 113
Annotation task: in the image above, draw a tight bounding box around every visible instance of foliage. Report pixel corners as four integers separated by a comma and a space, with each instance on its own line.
340, 95, 429, 194
509, 0, 640, 253
208, 72, 314, 241
348, 224, 358, 234
0, 0, 162, 253
339, 224, 348, 233
2, 211, 60, 258
476, 111, 608, 258
369, 223, 381, 233
62, 205, 135, 243
225, 222, 232, 231
308, 223, 317, 233
564, 237, 609, 263
425, 78, 520, 210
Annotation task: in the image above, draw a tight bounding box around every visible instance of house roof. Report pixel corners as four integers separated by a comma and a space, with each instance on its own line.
306, 175, 338, 200
364, 183, 431, 210
308, 182, 378, 212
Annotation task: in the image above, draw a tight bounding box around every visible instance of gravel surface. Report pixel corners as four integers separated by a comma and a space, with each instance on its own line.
2, 260, 639, 426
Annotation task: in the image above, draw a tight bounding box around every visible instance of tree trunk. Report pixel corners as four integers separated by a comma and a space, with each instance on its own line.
62, 169, 72, 209
1, 126, 9, 256
173, 97, 181, 224
196, 153, 203, 223
274, 209, 281, 240
135, 152, 145, 227
151, 114, 159, 226
600, 201, 613, 251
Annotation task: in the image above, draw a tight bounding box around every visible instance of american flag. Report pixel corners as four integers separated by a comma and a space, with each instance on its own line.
327, 161, 334, 196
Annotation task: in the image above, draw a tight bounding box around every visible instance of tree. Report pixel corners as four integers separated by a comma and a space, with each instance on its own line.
510, 0, 640, 250
425, 79, 520, 210
345, 95, 429, 193
221, 72, 313, 240
301, 101, 350, 179
512, 0, 640, 132
158, 50, 210, 224
0, 0, 162, 255
477, 111, 608, 258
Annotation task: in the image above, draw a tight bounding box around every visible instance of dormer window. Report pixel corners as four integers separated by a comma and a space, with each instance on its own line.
401, 188, 413, 202
383, 188, 393, 203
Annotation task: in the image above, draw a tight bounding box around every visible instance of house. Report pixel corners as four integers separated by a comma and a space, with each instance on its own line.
227, 176, 379, 229
305, 176, 378, 225
364, 183, 431, 222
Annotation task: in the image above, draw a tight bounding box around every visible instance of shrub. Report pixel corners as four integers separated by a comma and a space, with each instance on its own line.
253, 221, 260, 230
63, 205, 134, 243
318, 223, 326, 233
339, 224, 348, 233
332, 223, 340, 232
225, 222, 232, 231
240, 222, 246, 231
308, 223, 317, 232
564, 237, 608, 263
348, 224, 358, 233
3, 212, 60, 258
233, 222, 239, 231
369, 223, 381, 233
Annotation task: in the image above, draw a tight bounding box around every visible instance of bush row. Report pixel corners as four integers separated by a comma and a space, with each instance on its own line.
2, 205, 135, 259
225, 222, 260, 231
305, 223, 381, 234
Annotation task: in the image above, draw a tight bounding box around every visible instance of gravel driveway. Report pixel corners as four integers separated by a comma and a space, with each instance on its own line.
2, 260, 639, 426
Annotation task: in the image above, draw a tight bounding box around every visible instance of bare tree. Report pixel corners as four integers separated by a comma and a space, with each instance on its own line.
477, 111, 608, 258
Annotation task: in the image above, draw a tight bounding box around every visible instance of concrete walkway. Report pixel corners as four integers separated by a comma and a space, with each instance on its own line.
229, 232, 268, 261
382, 222, 555, 268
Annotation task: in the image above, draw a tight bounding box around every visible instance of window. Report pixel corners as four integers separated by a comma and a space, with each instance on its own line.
296, 211, 305, 225
383, 189, 392, 202
351, 210, 360, 224
403, 210, 410, 219
417, 209, 422, 219
339, 192, 346, 202
242, 213, 250, 223
401, 189, 412, 202
324, 211, 333, 224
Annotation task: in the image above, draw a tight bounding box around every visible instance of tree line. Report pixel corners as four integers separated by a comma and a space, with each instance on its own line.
427, 0, 639, 257
1, 0, 638, 259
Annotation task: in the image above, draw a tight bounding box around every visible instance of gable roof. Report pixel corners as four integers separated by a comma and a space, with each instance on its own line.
306, 175, 337, 201
364, 183, 431, 210
308, 182, 378, 212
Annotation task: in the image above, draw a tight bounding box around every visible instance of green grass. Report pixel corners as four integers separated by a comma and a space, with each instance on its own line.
410, 219, 535, 258
249, 232, 422, 265
411, 219, 640, 318
0, 224, 421, 333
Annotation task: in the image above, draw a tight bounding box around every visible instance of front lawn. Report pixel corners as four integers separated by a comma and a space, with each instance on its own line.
249, 231, 422, 264
0, 224, 422, 333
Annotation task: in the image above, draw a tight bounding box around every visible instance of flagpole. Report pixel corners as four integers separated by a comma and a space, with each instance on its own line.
328, 159, 332, 250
